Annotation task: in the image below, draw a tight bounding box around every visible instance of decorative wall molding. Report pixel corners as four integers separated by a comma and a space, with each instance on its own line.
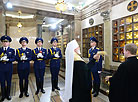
81, 0, 112, 20
81, 0, 126, 20
112, 0, 126, 6
100, 10, 111, 21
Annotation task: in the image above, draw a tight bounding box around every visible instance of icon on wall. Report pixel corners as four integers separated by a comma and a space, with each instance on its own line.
89, 18, 94, 25
127, 1, 138, 12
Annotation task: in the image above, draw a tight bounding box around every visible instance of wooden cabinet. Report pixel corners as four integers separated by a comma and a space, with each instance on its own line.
82, 24, 104, 58
112, 13, 138, 62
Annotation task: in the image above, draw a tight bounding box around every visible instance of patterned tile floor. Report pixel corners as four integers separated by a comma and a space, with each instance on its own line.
0, 68, 109, 102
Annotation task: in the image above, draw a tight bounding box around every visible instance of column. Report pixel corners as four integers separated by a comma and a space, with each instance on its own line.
101, 10, 112, 70
0, 1, 5, 36
74, 13, 82, 47
0, 1, 5, 47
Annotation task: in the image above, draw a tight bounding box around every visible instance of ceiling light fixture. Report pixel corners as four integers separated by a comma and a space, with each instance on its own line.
6, 0, 13, 9
55, 0, 67, 13
17, 11, 22, 28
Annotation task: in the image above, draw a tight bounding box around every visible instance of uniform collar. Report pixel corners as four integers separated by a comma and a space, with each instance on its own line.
127, 56, 137, 60
37, 47, 41, 50
53, 47, 56, 50
3, 46, 9, 50
91, 46, 96, 50
53, 46, 56, 49
22, 47, 27, 50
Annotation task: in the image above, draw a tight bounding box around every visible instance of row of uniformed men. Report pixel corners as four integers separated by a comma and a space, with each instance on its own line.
0, 35, 62, 101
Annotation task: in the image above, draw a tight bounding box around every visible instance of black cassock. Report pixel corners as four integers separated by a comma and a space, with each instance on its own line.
109, 56, 138, 102
69, 61, 92, 102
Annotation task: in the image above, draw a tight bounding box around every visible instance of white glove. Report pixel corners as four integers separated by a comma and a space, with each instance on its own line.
0, 57, 4, 61
37, 53, 43, 58
98, 71, 102, 74
24, 57, 28, 60
1, 56, 7, 61
21, 56, 27, 60
55, 53, 60, 58
3, 58, 9, 61
1, 57, 9, 61
39, 54, 43, 58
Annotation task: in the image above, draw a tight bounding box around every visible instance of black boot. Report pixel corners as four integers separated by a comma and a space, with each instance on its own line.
0, 87, 5, 101
93, 84, 100, 97
35, 81, 40, 95
55, 79, 60, 90
6, 86, 11, 100
24, 82, 29, 97
19, 83, 24, 98
40, 81, 45, 94
19, 93, 23, 98
92, 83, 96, 94
51, 79, 55, 91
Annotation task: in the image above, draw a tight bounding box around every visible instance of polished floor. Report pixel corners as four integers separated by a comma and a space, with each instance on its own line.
1, 68, 109, 102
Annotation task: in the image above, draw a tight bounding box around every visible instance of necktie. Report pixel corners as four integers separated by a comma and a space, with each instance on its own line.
4, 48, 6, 53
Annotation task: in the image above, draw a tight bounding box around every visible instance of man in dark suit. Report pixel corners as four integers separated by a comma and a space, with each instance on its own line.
0, 35, 15, 101
105, 43, 138, 102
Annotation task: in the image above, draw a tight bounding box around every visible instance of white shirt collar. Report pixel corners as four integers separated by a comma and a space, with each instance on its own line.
3, 46, 8, 50
53, 47, 56, 49
22, 47, 26, 50
37, 47, 41, 50
92, 46, 95, 50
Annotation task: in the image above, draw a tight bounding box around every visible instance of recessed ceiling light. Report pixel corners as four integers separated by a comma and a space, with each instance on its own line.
6, 1, 13, 9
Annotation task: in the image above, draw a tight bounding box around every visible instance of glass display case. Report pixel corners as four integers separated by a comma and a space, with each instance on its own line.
82, 24, 104, 57
126, 24, 132, 32
133, 14, 138, 22
120, 19, 125, 26
112, 13, 138, 62
63, 34, 69, 55
57, 36, 61, 49
134, 23, 138, 30
126, 16, 132, 24
119, 33, 125, 40
56, 34, 69, 55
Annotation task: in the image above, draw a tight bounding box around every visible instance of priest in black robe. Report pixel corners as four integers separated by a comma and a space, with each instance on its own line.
105, 43, 138, 102
62, 40, 100, 102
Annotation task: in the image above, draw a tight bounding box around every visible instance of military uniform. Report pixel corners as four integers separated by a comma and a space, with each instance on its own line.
48, 38, 62, 91
32, 38, 47, 95
16, 37, 32, 98
0, 35, 15, 101
88, 37, 102, 97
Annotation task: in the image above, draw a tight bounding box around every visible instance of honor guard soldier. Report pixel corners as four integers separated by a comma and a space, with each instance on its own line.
16, 37, 32, 98
0, 35, 15, 101
48, 37, 62, 91
32, 38, 47, 95
88, 37, 102, 97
